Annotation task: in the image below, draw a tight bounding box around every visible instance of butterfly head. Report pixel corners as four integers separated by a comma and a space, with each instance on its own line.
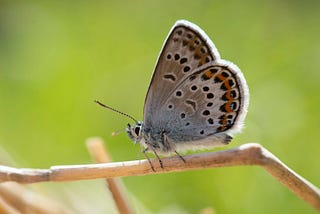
126, 121, 144, 143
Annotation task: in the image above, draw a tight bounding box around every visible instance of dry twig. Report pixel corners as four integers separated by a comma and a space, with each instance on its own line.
86, 137, 134, 214
0, 182, 72, 214
0, 143, 319, 211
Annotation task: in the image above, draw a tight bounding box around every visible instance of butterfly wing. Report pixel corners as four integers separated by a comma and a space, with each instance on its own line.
160, 62, 248, 150
143, 20, 249, 151
143, 20, 220, 126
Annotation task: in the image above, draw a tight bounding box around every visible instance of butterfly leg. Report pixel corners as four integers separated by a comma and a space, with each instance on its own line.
163, 132, 186, 164
142, 147, 156, 172
135, 143, 145, 160
152, 150, 164, 169
174, 150, 186, 163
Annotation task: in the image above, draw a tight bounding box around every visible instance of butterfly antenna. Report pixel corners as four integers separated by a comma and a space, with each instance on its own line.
94, 100, 139, 124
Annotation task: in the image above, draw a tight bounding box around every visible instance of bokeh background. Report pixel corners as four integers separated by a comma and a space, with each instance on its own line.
0, 0, 319, 213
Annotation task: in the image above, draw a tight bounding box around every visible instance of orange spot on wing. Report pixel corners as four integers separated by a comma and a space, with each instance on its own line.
225, 91, 232, 100
203, 69, 215, 79
216, 73, 227, 82
222, 80, 232, 90
218, 116, 227, 131
225, 100, 234, 113
200, 57, 207, 65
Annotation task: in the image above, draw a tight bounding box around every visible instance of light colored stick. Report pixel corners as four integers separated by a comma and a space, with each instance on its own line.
86, 137, 134, 214
0, 195, 22, 214
0, 143, 319, 211
0, 182, 72, 214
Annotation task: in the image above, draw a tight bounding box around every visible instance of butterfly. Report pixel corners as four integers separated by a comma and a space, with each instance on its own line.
96, 20, 249, 170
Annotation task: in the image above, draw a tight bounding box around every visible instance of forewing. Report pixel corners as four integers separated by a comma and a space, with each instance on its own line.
143, 20, 220, 127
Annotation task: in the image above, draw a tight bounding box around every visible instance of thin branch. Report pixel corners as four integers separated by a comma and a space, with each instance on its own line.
0, 182, 72, 214
0, 195, 22, 214
86, 137, 134, 214
0, 143, 319, 211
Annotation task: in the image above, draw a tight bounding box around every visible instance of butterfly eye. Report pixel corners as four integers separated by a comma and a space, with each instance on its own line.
134, 126, 140, 136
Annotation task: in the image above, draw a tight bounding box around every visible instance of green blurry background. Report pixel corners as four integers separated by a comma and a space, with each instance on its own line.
0, 0, 319, 213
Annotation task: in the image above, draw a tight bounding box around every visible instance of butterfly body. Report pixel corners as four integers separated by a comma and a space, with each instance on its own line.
126, 20, 249, 156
